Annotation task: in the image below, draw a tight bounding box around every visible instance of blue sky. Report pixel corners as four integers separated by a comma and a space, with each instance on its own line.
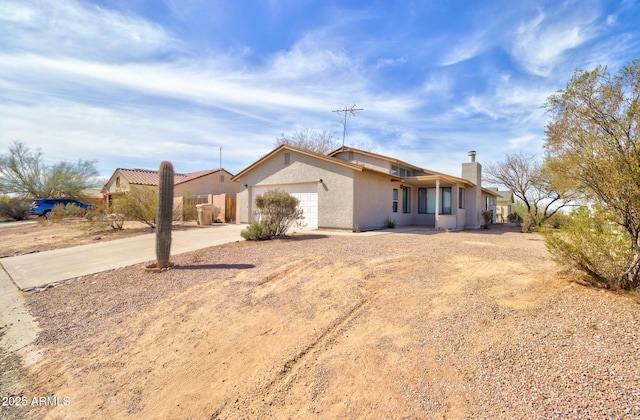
1, 0, 639, 181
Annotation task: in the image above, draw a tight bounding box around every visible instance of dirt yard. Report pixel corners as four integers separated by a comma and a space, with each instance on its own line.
0, 218, 201, 257
1, 223, 639, 419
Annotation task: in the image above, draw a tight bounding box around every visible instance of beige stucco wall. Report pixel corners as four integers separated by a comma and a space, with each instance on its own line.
104, 169, 135, 195
234, 149, 355, 229
461, 162, 482, 229
495, 203, 511, 223
175, 170, 239, 198
333, 150, 391, 174
352, 172, 397, 230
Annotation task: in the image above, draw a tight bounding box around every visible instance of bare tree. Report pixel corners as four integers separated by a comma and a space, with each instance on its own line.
274, 128, 374, 155
274, 128, 342, 155
483, 151, 576, 225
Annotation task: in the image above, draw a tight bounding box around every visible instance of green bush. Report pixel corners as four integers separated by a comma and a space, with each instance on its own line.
240, 221, 271, 240
543, 212, 570, 229
541, 206, 633, 288
242, 189, 304, 240
0, 197, 31, 220
111, 185, 157, 228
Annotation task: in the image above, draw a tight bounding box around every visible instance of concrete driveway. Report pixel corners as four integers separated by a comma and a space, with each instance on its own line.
0, 224, 245, 291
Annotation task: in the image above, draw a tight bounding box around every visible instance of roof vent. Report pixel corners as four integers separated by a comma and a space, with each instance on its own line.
468, 150, 476, 163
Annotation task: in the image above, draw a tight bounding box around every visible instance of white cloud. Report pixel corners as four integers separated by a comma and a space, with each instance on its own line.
0, 0, 177, 60
511, 8, 598, 76
440, 36, 488, 67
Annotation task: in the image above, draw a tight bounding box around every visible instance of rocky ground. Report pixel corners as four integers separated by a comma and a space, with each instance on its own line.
1, 223, 639, 419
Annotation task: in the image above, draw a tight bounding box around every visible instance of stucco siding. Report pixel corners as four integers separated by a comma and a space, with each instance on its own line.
234, 149, 355, 229
333, 151, 391, 174
175, 171, 240, 197
352, 172, 396, 230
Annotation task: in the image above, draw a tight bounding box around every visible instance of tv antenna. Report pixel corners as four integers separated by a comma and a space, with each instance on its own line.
332, 104, 363, 149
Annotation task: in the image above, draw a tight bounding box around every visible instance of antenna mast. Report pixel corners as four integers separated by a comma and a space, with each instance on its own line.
332, 104, 363, 149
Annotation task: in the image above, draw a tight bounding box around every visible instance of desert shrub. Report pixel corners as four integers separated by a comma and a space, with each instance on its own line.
521, 213, 537, 233
541, 206, 633, 288
242, 189, 304, 240
82, 205, 124, 232
481, 210, 493, 229
240, 221, 271, 240
384, 217, 397, 229
182, 197, 197, 221
48, 202, 88, 221
543, 212, 570, 229
0, 197, 31, 220
508, 212, 523, 224
49, 203, 67, 221
111, 185, 157, 228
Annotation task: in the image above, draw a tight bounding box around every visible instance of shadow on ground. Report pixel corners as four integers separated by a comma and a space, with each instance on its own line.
174, 264, 255, 270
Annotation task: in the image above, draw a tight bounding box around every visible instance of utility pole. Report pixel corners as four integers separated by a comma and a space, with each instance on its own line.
332, 104, 363, 149
219, 146, 222, 194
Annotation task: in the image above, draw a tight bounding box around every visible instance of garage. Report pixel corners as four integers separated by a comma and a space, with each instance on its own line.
251, 184, 318, 229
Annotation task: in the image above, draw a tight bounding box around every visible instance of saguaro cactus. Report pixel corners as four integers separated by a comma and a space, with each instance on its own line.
156, 161, 174, 269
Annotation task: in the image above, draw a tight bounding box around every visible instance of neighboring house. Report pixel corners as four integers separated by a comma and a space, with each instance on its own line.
487, 188, 515, 223
102, 167, 239, 206
232, 145, 499, 231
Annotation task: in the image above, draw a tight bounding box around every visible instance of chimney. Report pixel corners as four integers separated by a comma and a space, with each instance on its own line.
461, 150, 482, 229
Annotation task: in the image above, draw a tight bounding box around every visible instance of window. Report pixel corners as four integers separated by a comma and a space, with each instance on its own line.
402, 187, 411, 213
391, 165, 398, 175
459, 188, 465, 209
115, 176, 120, 187
406, 169, 412, 177
427, 188, 436, 213
392, 188, 398, 213
284, 152, 291, 166
421, 187, 451, 214
219, 174, 225, 183
418, 188, 428, 213
441, 187, 452, 214
400, 168, 406, 177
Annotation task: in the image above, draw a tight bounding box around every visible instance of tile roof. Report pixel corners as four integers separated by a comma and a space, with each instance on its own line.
117, 168, 223, 186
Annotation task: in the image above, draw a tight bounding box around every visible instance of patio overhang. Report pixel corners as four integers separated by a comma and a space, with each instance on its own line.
393, 175, 475, 188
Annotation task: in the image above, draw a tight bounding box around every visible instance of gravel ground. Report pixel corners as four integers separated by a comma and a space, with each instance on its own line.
3, 225, 640, 419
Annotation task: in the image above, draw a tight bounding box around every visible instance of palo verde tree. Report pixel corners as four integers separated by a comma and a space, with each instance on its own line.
0, 140, 99, 199
543, 57, 640, 290
483, 151, 576, 227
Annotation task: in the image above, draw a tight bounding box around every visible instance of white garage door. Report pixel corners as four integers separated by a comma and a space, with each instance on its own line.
251, 184, 318, 229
